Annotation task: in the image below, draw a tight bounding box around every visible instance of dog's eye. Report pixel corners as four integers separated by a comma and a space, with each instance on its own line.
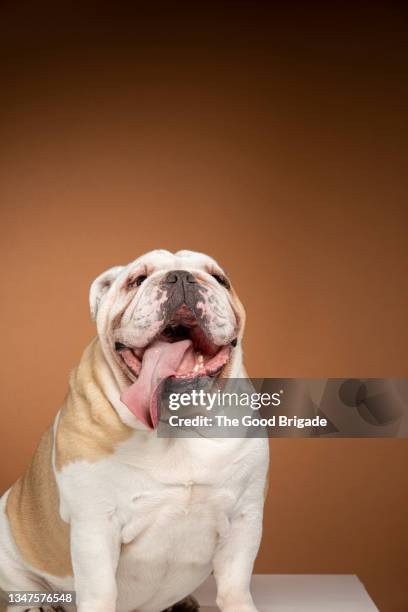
127, 275, 147, 289
212, 274, 231, 290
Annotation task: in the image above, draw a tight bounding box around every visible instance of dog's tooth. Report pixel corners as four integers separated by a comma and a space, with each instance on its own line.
193, 354, 204, 373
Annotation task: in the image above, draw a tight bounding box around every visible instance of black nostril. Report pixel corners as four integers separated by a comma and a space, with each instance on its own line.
164, 270, 197, 285
115, 341, 126, 350
165, 271, 179, 284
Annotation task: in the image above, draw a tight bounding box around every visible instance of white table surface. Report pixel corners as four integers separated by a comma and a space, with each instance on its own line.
193, 574, 378, 611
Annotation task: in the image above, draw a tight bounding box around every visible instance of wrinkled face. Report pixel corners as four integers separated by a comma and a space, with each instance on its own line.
90, 249, 245, 428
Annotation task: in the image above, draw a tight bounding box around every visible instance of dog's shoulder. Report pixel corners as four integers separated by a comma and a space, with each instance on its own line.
55, 337, 132, 471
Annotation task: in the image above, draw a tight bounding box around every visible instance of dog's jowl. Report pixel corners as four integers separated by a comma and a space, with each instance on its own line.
0, 250, 269, 612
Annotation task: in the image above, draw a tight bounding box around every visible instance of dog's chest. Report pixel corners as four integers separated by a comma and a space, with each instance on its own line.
111, 475, 231, 612
119, 481, 232, 568
109, 441, 247, 566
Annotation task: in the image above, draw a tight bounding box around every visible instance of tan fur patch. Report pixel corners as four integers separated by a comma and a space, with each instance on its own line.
55, 337, 132, 470
230, 285, 246, 333
6, 428, 72, 577
264, 464, 270, 500
221, 285, 246, 379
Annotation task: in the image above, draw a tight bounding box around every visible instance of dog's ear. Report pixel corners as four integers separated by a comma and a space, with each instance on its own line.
89, 266, 124, 320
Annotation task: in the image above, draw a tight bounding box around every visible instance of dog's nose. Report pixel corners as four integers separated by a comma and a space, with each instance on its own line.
163, 270, 197, 285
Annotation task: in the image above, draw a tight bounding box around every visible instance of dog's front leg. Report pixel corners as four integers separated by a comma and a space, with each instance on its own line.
213, 494, 265, 612
70, 517, 121, 612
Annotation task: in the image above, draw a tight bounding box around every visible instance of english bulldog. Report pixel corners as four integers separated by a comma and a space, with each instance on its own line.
0, 249, 269, 612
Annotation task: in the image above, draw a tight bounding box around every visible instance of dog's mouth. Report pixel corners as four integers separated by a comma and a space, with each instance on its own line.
114, 306, 236, 429
116, 323, 232, 379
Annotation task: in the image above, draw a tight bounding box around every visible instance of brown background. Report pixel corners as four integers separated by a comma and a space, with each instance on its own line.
0, 3, 407, 611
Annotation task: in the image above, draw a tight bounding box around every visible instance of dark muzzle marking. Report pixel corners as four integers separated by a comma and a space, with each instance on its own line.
160, 270, 208, 328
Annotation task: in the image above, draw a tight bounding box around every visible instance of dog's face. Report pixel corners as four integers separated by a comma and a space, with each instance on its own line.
90, 249, 245, 428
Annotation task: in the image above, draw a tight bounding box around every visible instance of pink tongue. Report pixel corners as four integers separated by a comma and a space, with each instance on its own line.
120, 339, 195, 429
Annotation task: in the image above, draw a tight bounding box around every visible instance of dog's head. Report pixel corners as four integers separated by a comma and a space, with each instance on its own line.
89, 249, 245, 429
